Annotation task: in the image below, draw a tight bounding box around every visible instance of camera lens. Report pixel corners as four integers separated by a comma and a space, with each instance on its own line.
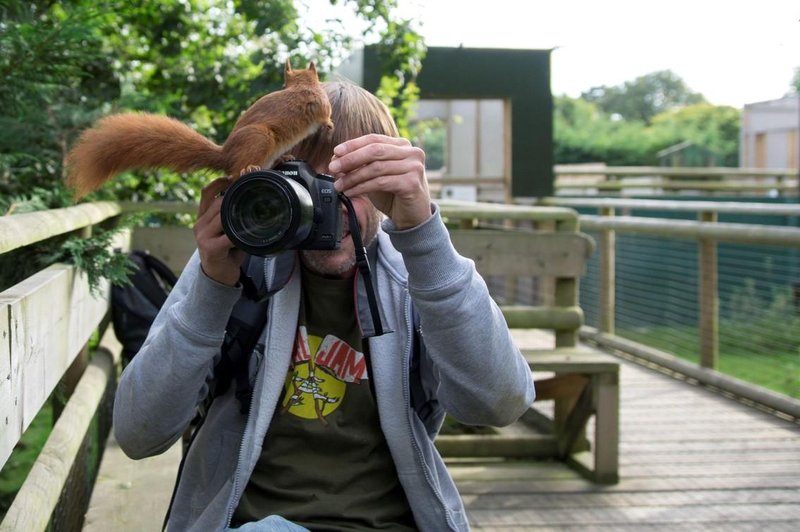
221, 171, 314, 255
236, 192, 289, 241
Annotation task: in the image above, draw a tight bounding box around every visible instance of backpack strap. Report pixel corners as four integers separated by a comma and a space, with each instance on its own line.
210, 254, 272, 413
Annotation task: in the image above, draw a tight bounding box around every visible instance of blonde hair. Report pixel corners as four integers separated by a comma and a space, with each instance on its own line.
289, 80, 399, 170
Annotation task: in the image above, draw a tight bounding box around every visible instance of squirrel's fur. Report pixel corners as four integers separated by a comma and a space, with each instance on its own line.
66, 61, 333, 199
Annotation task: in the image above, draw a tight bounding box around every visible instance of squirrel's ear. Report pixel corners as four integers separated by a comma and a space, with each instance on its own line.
285, 59, 293, 75
308, 61, 317, 74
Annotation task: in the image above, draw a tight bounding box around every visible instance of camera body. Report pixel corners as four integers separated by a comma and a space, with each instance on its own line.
220, 160, 341, 256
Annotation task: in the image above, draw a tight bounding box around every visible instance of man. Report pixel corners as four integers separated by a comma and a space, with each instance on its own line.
114, 80, 535, 531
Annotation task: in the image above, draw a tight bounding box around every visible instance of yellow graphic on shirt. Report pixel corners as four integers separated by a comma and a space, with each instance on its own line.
281, 326, 367, 424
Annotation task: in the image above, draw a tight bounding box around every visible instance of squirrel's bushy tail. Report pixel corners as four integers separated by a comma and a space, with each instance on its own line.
66, 113, 226, 199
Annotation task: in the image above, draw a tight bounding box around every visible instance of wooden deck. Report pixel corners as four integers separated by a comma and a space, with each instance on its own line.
450, 334, 800, 530
84, 333, 800, 531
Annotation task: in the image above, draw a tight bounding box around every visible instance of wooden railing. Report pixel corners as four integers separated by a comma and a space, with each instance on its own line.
554, 165, 800, 196
539, 196, 800, 420
0, 203, 123, 531
426, 166, 800, 198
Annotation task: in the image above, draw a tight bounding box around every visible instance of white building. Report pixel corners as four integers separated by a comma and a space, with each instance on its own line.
740, 94, 799, 170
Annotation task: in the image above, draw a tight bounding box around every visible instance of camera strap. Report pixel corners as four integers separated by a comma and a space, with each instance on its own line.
339, 193, 387, 338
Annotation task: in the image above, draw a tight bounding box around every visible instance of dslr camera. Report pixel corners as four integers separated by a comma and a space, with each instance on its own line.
220, 160, 341, 256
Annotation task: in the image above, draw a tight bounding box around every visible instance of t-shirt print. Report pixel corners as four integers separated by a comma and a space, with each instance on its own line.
280, 325, 368, 424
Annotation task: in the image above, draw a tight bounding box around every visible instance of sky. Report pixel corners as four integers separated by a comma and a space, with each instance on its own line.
360, 0, 800, 110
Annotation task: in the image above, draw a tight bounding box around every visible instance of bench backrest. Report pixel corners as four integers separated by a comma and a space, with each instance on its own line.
440, 200, 594, 348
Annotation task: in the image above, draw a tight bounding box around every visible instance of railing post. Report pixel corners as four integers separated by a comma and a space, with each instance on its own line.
599, 207, 615, 335
698, 210, 719, 369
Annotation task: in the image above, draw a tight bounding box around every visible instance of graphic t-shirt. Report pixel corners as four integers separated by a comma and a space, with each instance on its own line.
233, 267, 416, 530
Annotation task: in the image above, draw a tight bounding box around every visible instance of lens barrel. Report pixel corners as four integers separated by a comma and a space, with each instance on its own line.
221, 170, 314, 256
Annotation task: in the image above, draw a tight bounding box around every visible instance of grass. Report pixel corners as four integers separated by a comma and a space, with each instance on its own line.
620, 322, 800, 399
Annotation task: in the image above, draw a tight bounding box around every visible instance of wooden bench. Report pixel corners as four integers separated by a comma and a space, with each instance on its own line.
434, 199, 620, 484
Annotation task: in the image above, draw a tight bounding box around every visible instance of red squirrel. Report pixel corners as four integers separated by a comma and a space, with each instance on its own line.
65, 60, 334, 199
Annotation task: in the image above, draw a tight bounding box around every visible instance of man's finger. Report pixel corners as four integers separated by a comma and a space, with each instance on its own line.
332, 135, 408, 160
199, 176, 231, 216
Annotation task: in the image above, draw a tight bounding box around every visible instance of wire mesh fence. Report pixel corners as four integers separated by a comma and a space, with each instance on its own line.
580, 230, 800, 399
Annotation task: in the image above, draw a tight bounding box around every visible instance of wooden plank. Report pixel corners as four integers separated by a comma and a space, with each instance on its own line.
523, 349, 620, 374
465, 503, 800, 527
439, 199, 579, 226
0, 304, 21, 468
0, 349, 113, 532
545, 196, 800, 217
0, 264, 109, 468
533, 374, 587, 401
501, 305, 583, 331
553, 165, 798, 178
448, 229, 593, 277
460, 488, 800, 509
83, 435, 181, 532
0, 202, 120, 254
579, 215, 800, 247
591, 371, 620, 484
435, 434, 558, 458
619, 440, 800, 454
619, 461, 800, 477
619, 451, 800, 466
452, 472, 800, 493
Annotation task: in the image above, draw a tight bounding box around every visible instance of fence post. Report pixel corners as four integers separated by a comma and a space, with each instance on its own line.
599, 207, 615, 335
698, 210, 719, 368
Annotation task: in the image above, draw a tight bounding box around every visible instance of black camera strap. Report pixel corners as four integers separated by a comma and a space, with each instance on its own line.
339, 193, 387, 338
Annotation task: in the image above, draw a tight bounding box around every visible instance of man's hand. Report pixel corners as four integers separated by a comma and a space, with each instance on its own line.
328, 134, 432, 230
194, 177, 244, 286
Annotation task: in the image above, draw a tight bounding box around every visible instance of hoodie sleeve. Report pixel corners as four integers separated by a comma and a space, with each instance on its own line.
113, 251, 243, 458
385, 204, 536, 427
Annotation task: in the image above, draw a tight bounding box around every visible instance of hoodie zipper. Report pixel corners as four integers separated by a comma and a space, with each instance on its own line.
401, 290, 457, 530
223, 300, 271, 528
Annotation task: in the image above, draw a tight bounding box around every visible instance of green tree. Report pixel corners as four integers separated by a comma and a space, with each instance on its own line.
581, 70, 706, 125
554, 96, 740, 166
650, 103, 740, 166
1, 0, 425, 206
0, 1, 116, 212
554, 96, 656, 165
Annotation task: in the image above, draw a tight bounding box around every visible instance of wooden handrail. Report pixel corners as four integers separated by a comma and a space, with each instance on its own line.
554, 165, 798, 178
0, 202, 121, 255
578, 215, 800, 247
540, 197, 800, 217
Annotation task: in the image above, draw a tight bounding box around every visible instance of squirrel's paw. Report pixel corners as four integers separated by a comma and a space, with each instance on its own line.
240, 165, 262, 176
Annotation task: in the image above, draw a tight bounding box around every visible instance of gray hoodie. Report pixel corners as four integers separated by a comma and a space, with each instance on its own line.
113, 205, 536, 531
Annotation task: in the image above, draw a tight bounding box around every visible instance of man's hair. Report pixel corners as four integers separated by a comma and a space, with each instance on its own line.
289, 80, 399, 170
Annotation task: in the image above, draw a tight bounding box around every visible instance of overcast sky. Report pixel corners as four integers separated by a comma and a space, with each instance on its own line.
393, 0, 799, 109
